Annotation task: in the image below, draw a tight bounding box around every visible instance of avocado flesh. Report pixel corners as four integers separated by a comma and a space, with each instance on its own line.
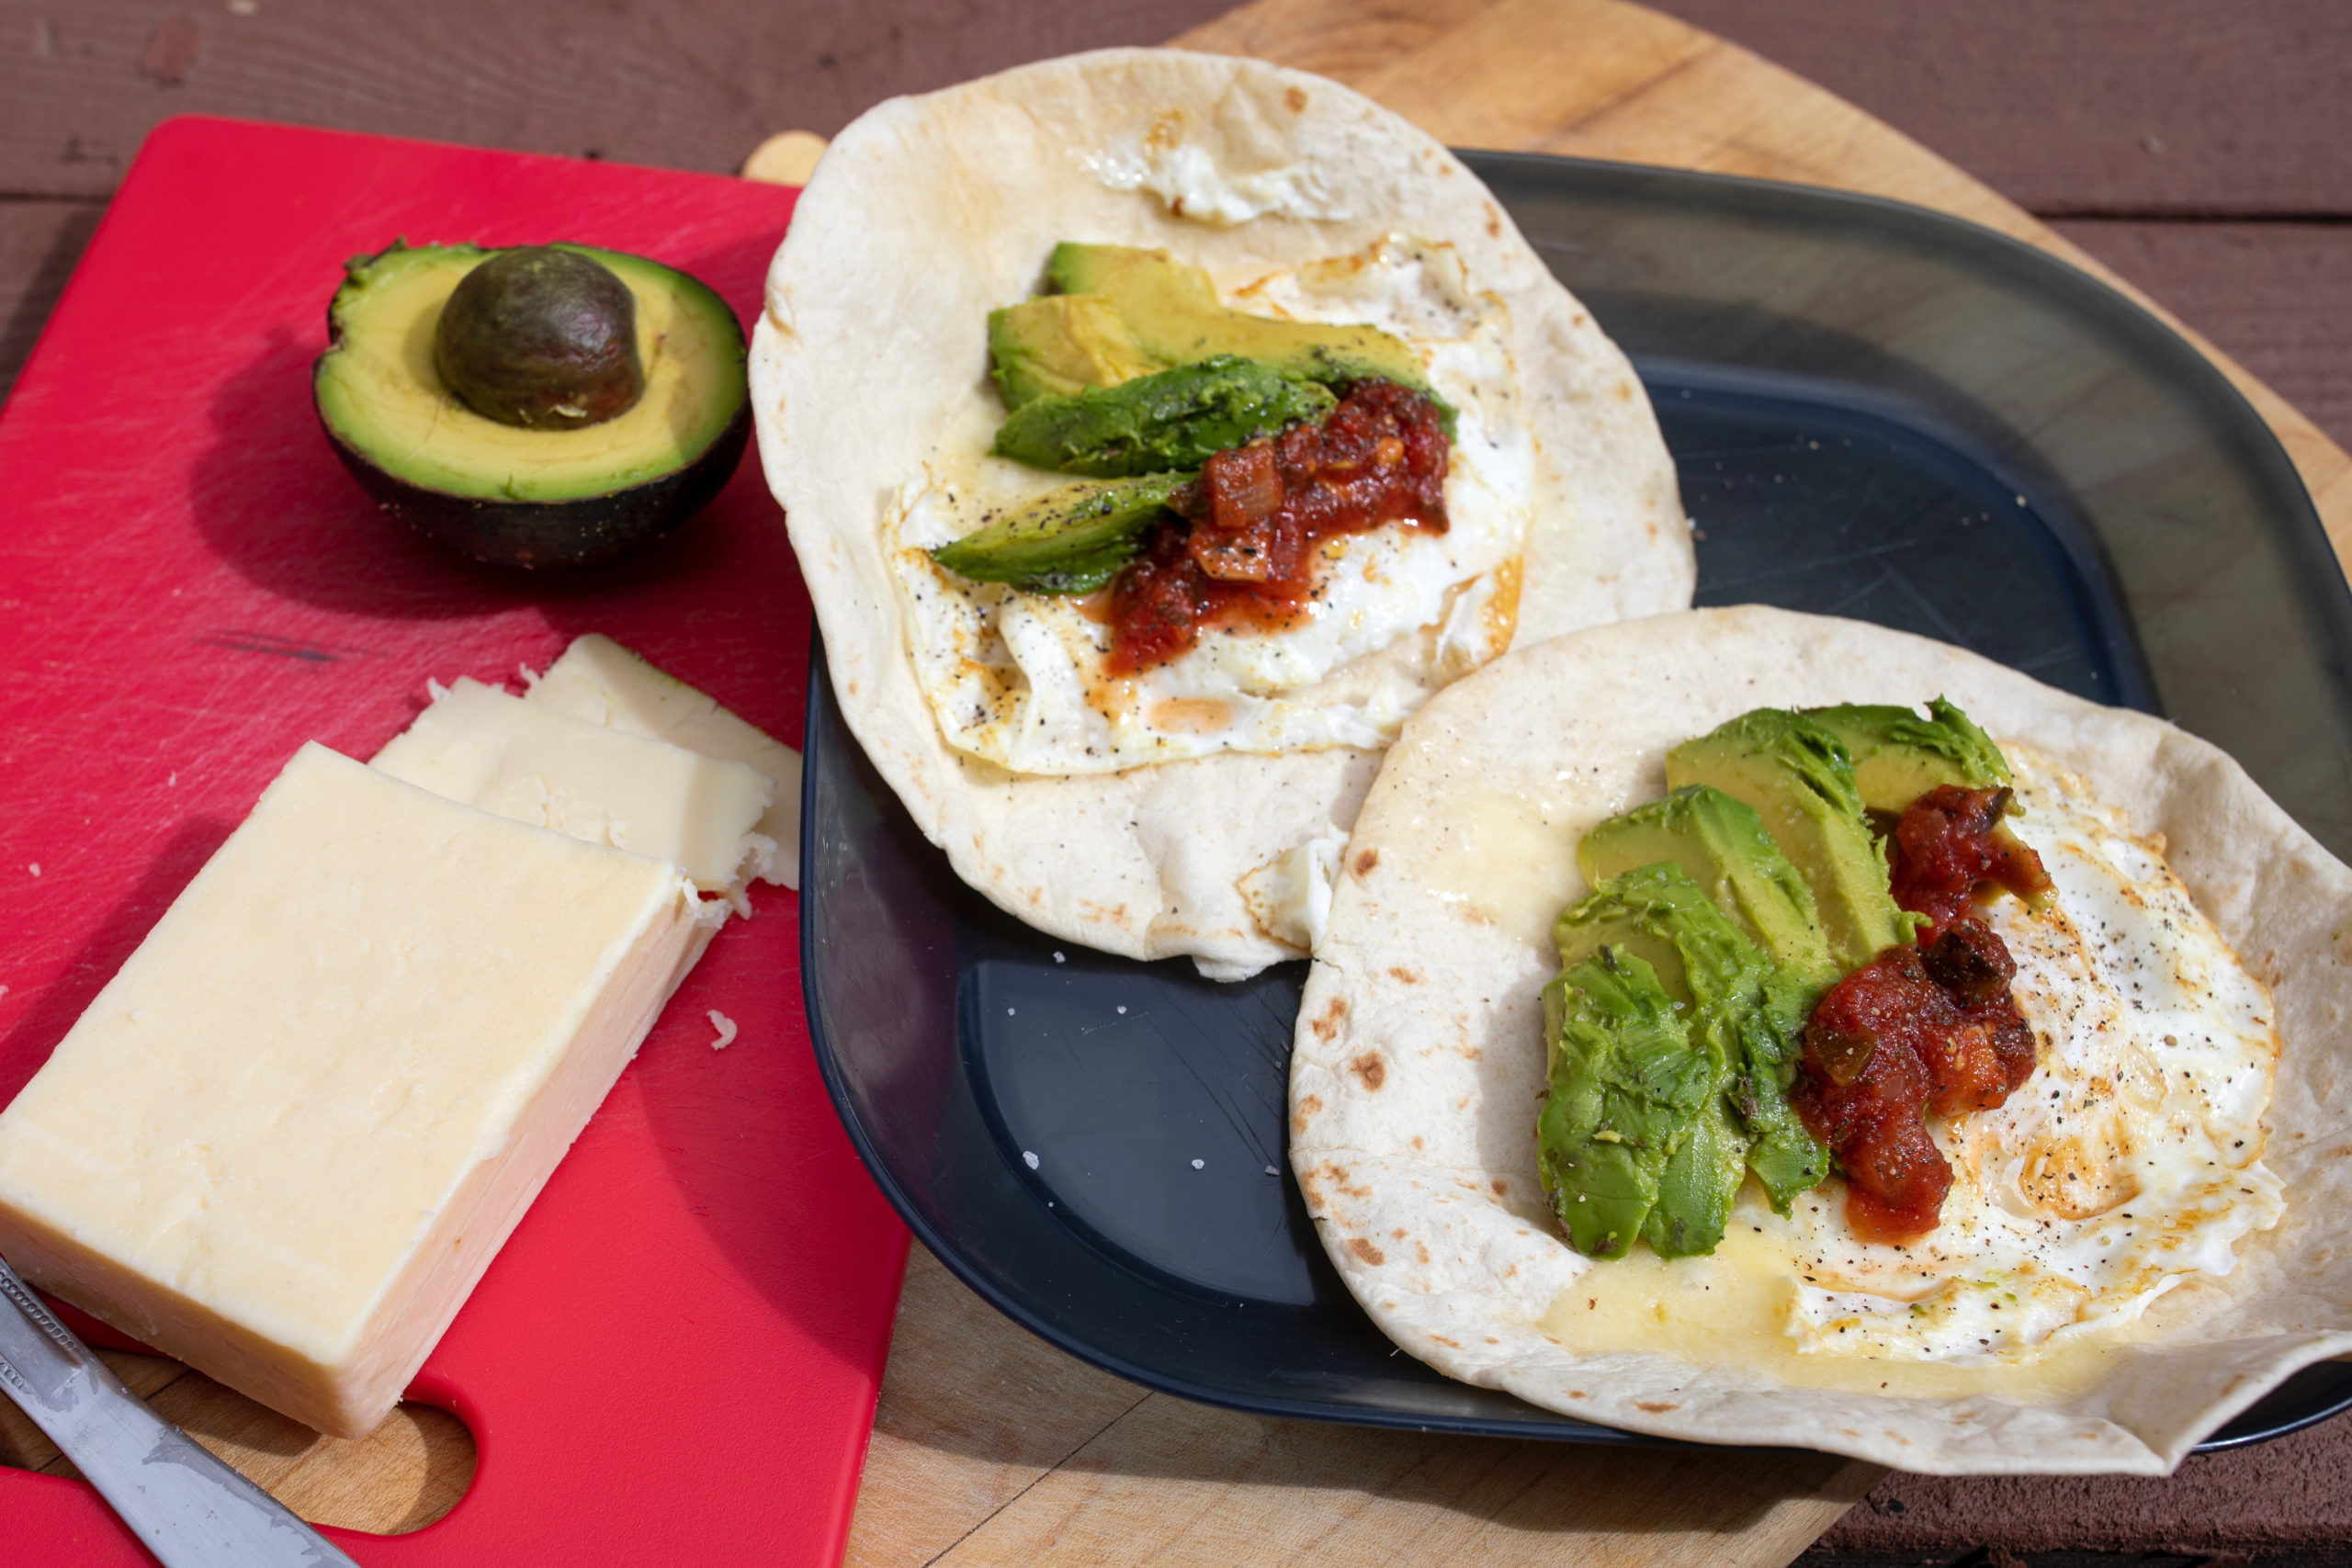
1577, 784, 1837, 992
996, 243, 1444, 416
1537, 951, 1718, 1260
1555, 864, 1830, 1228
1805, 698, 2012, 814
992, 356, 1337, 477
312, 242, 746, 505
989, 294, 1159, 409
929, 474, 1187, 595
1666, 710, 1918, 972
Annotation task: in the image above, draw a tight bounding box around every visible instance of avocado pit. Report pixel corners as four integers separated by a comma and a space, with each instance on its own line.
433, 246, 647, 431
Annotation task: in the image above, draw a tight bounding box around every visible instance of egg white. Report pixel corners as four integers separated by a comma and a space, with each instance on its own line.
1662, 744, 2288, 1367
888, 236, 1533, 776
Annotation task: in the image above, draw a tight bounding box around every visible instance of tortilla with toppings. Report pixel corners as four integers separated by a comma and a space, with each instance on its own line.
1292, 606, 2352, 1473
751, 49, 1690, 979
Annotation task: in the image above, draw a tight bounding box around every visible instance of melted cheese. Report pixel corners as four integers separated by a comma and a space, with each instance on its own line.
0, 745, 704, 1437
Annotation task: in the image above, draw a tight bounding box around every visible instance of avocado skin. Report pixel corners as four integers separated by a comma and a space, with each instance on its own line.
321, 390, 751, 570
992, 356, 1337, 477
1538, 950, 1717, 1260
929, 473, 1188, 594
1805, 698, 2011, 814
1666, 709, 1919, 972
1554, 863, 1831, 1233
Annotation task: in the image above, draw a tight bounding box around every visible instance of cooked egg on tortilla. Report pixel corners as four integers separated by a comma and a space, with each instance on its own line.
1289, 607, 2352, 1474
892, 236, 1532, 775
754, 50, 1692, 977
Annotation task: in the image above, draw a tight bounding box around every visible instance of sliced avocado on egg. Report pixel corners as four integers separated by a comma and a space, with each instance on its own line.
311, 241, 750, 569
989, 242, 1452, 430
991, 356, 1336, 478
929, 473, 1189, 595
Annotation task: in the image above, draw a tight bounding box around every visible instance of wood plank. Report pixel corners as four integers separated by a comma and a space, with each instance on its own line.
0, 0, 1237, 200
1649, 0, 2352, 218
0, 198, 102, 400
933, 1394, 1878, 1568
2053, 219, 2352, 457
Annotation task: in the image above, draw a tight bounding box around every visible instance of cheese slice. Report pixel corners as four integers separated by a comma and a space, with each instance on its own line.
0, 743, 707, 1438
523, 635, 804, 889
372, 676, 775, 897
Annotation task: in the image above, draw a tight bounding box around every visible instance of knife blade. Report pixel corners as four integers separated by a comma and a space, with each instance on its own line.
0, 1253, 359, 1568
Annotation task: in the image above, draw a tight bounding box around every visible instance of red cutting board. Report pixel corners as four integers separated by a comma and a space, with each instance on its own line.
0, 118, 910, 1563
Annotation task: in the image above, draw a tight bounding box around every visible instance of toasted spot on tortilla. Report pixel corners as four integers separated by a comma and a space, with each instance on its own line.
1416, 1242, 1430, 1263
1491, 1179, 1509, 1195
1635, 1401, 1680, 1414
1311, 996, 1350, 1042
1350, 1050, 1386, 1089
1352, 848, 1381, 877
1293, 1092, 1324, 1133
1431, 1333, 1459, 1348
1349, 1236, 1386, 1267
1284, 85, 1307, 111
1410, 1134, 1425, 1150
1389, 965, 1422, 984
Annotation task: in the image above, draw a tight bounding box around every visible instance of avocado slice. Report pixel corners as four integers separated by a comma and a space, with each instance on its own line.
1666, 709, 1920, 972
991, 243, 1448, 422
929, 474, 1187, 595
311, 240, 749, 569
1555, 864, 1831, 1226
989, 294, 1160, 409
1577, 784, 1837, 991
991, 356, 1337, 478
1805, 698, 2012, 814
1537, 949, 1718, 1260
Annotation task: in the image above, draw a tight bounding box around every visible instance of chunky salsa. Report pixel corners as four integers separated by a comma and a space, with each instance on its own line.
1102, 378, 1450, 676
1793, 785, 2050, 1244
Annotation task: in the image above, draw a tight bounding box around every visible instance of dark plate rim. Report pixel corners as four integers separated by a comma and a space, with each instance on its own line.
797, 146, 2352, 1455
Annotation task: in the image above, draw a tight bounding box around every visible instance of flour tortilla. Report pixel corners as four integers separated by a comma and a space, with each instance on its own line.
1292, 606, 2352, 1474
751, 49, 1690, 979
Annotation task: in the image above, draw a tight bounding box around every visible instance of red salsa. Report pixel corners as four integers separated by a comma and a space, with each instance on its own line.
1101, 378, 1451, 676
1793, 786, 2050, 1244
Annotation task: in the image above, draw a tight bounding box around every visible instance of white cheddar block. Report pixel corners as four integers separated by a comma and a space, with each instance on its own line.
373, 676, 775, 897
0, 743, 704, 1438
525, 634, 804, 889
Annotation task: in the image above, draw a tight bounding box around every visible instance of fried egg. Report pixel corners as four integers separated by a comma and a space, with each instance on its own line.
888, 235, 1533, 777
1555, 743, 2284, 1373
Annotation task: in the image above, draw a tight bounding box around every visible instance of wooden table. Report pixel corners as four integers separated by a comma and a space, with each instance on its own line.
6, 2, 2351, 1562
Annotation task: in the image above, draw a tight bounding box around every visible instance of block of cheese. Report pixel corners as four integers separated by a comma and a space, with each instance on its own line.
372, 675, 775, 897
0, 743, 707, 1438
525, 634, 804, 889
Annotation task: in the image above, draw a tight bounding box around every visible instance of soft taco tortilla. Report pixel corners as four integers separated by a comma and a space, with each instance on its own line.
1291, 606, 2352, 1474
752, 49, 1690, 979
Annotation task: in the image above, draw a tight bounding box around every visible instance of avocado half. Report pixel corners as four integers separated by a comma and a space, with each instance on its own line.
311, 241, 751, 569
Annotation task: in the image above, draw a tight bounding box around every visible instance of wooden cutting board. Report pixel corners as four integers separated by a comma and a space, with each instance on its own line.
836, 4, 2352, 1567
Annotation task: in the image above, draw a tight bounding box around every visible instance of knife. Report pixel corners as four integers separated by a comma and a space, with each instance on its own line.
0, 1253, 359, 1567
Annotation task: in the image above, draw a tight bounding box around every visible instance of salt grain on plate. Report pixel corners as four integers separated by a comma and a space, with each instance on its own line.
1023, 1151, 1039, 1169
1191, 1158, 1204, 1169
1264, 1166, 1279, 1176
1053, 952, 1066, 964
1116, 1005, 1127, 1014
707, 1010, 738, 1050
